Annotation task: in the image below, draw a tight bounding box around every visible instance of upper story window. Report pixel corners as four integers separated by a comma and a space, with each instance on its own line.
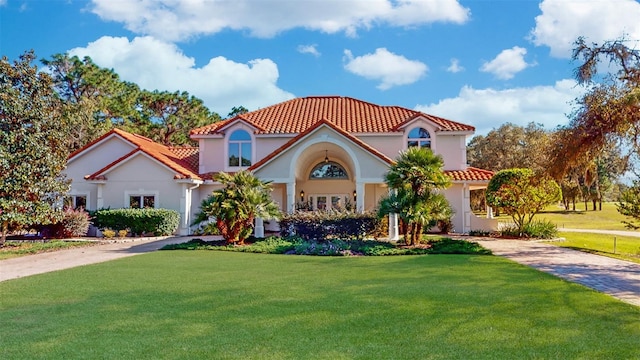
407, 127, 431, 149
309, 161, 349, 179
228, 129, 252, 167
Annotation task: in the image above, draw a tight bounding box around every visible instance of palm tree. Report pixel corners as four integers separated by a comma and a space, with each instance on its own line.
196, 171, 281, 245
380, 147, 452, 245
385, 147, 450, 196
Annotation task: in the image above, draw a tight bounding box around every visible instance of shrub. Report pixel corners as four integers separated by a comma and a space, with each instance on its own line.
280, 210, 380, 241
118, 229, 128, 238
469, 229, 492, 237
92, 208, 180, 236
426, 238, 492, 255
39, 207, 91, 239
522, 220, 558, 239
161, 236, 492, 256
102, 229, 116, 238
500, 220, 557, 239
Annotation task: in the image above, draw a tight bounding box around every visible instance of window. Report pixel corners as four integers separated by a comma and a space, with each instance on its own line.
309, 161, 348, 179
129, 195, 155, 208
308, 194, 349, 211
64, 195, 87, 209
407, 127, 431, 149
228, 129, 252, 167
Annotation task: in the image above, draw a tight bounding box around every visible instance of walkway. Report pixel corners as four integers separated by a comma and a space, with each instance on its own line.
0, 236, 190, 282
476, 239, 640, 307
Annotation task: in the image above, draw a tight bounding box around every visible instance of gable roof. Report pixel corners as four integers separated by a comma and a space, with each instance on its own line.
191, 96, 474, 136
248, 119, 394, 173
74, 128, 201, 181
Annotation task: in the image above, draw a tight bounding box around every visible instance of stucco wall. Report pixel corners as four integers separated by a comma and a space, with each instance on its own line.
437, 135, 467, 171
99, 154, 182, 211
198, 137, 225, 174
358, 135, 403, 160
443, 184, 466, 233
66, 136, 137, 210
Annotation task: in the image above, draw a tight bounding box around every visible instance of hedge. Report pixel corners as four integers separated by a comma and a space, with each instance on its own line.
280, 210, 381, 241
91, 208, 180, 236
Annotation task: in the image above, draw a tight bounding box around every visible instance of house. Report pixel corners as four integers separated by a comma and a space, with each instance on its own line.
65, 96, 498, 238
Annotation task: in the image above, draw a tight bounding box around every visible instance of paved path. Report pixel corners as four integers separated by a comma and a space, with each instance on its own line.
476, 239, 640, 307
0, 236, 190, 282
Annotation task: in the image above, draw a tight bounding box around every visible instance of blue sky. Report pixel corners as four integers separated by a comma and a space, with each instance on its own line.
2, 0, 640, 136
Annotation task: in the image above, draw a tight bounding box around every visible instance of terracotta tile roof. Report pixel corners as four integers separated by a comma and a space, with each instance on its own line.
80, 129, 201, 181
445, 167, 494, 181
191, 96, 474, 136
169, 146, 199, 171
248, 119, 394, 172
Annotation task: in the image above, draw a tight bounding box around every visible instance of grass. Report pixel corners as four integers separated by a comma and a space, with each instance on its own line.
0, 240, 94, 260
536, 202, 631, 231
478, 202, 630, 230
550, 232, 640, 264
1, 251, 639, 359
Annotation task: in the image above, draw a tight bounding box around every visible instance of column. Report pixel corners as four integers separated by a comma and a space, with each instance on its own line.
96, 183, 104, 209
463, 183, 471, 233
388, 187, 399, 240
286, 181, 296, 213
179, 184, 189, 236
356, 181, 365, 212
254, 218, 264, 238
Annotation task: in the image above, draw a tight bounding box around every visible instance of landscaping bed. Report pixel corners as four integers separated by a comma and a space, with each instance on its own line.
161, 236, 492, 256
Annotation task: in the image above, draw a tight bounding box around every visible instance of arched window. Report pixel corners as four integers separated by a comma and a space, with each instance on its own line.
228, 130, 252, 167
309, 161, 349, 179
407, 127, 431, 148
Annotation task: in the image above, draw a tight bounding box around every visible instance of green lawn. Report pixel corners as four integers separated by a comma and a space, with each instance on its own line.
1, 251, 638, 359
553, 232, 640, 264
536, 202, 631, 230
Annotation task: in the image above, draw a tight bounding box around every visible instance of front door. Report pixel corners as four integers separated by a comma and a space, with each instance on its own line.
310, 194, 348, 211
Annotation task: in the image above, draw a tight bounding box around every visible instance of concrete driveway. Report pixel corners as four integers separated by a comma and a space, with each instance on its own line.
0, 236, 190, 282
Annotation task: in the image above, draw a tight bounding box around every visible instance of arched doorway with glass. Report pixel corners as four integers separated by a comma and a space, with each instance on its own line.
296, 147, 356, 212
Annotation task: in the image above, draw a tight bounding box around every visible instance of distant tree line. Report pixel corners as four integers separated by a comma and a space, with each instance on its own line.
468, 36, 639, 218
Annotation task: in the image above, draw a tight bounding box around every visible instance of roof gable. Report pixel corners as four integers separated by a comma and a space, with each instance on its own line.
191, 96, 474, 136
75, 128, 201, 181
248, 119, 394, 172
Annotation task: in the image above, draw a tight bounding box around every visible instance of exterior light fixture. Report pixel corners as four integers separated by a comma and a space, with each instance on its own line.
353, 190, 357, 201
324, 150, 329, 163
300, 190, 305, 201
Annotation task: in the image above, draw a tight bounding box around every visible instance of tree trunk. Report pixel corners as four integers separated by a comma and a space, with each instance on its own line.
1, 221, 8, 247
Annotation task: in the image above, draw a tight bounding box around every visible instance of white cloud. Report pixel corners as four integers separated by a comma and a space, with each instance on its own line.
0, 0, 7, 6
343, 48, 427, 90
447, 58, 464, 73
90, 0, 470, 41
297, 44, 321, 57
530, 0, 640, 58
480, 46, 533, 80
415, 79, 584, 136
68, 36, 294, 114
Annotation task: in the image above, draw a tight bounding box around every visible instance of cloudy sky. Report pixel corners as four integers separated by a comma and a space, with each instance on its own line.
2, 0, 640, 135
